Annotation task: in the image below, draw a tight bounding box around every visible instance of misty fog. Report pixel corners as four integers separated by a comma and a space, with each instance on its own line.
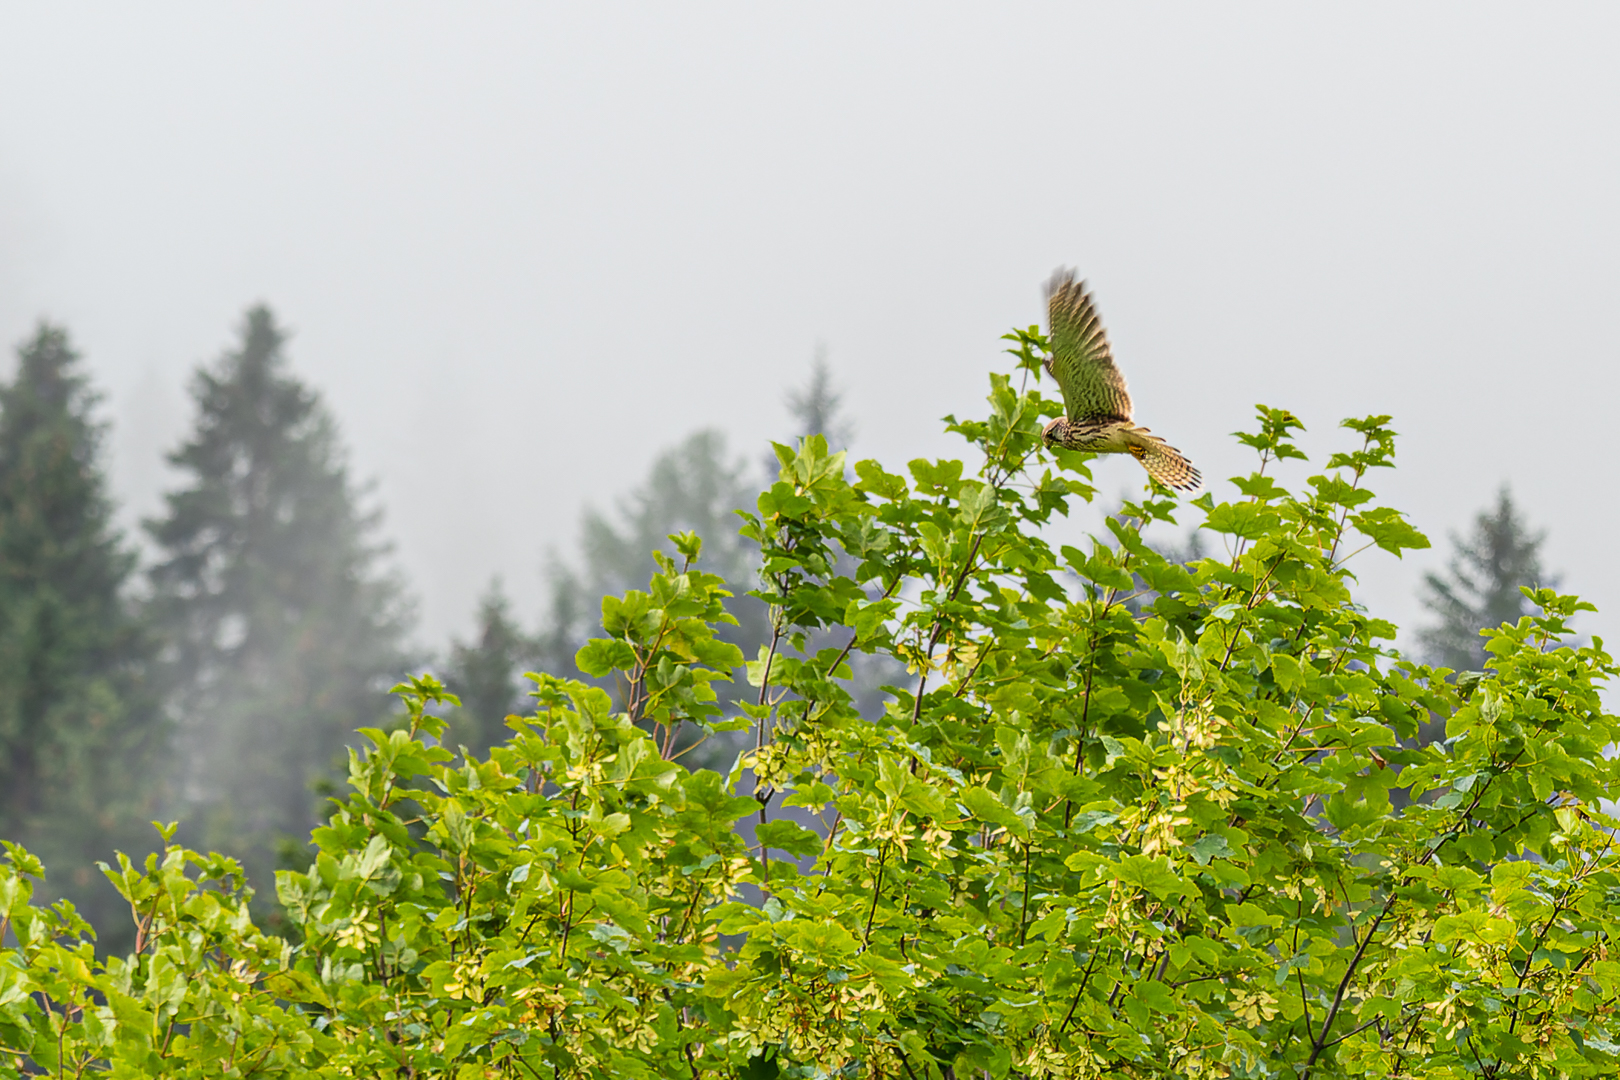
3, 4, 1617, 652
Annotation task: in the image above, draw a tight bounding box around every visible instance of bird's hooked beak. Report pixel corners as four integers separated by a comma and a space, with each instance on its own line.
1041, 417, 1064, 446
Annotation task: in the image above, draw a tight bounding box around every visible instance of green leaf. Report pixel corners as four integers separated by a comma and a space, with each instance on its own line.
960, 786, 1028, 837
1270, 653, 1305, 692
1187, 834, 1232, 866
1114, 854, 1188, 901
783, 919, 858, 965
755, 820, 824, 860
1130, 980, 1178, 1013
575, 637, 637, 677
1350, 506, 1430, 555
1202, 501, 1278, 539
908, 457, 964, 495
854, 459, 908, 500
876, 755, 951, 820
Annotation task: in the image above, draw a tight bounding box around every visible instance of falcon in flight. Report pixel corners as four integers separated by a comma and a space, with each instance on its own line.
1039, 269, 1201, 492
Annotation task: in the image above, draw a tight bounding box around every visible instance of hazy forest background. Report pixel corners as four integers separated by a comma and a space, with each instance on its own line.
0, 300, 1556, 951
4, 6, 1609, 964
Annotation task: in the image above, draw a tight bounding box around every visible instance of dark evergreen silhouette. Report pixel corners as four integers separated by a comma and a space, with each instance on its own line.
145, 306, 411, 890
0, 323, 162, 944
1417, 486, 1550, 672
443, 579, 535, 755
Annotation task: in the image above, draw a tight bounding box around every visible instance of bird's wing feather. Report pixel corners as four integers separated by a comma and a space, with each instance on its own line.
1044, 270, 1133, 423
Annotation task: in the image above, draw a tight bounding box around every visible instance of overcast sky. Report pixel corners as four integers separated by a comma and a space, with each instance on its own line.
2, 4, 1617, 651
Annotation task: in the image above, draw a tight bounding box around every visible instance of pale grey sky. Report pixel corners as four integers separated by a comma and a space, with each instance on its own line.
2, 4, 1617, 649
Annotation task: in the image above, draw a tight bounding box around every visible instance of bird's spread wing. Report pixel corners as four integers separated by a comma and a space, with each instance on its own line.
1044, 270, 1133, 423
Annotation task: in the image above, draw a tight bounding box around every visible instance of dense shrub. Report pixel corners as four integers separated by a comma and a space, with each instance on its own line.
4, 331, 1619, 1078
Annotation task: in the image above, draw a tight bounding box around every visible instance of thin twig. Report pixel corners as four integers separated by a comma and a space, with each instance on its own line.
912, 533, 987, 722
861, 844, 889, 947
1017, 840, 1035, 946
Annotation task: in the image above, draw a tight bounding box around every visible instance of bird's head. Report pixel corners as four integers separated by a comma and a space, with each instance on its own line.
1041, 417, 1068, 447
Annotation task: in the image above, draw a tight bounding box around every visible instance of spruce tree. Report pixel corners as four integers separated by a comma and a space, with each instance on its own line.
785, 348, 854, 449
146, 305, 410, 888
536, 429, 763, 680
443, 579, 534, 755
0, 323, 161, 940
532, 363, 887, 776
539, 362, 863, 689
779, 356, 900, 718
1417, 486, 1549, 672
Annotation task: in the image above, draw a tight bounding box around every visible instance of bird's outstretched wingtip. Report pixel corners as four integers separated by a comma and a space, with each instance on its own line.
1044, 266, 1080, 300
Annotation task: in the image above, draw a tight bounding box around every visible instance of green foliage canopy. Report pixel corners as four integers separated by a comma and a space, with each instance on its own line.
4, 327, 1619, 1078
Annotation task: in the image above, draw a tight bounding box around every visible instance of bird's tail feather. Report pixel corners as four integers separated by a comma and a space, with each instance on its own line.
1125, 428, 1201, 492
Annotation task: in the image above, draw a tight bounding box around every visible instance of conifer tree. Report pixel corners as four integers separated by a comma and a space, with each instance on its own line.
764, 348, 854, 480
0, 323, 161, 939
536, 429, 763, 680
146, 305, 410, 888
1417, 486, 1549, 672
443, 579, 534, 755
539, 360, 864, 690
785, 348, 854, 449
537, 361, 892, 740
779, 356, 900, 718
